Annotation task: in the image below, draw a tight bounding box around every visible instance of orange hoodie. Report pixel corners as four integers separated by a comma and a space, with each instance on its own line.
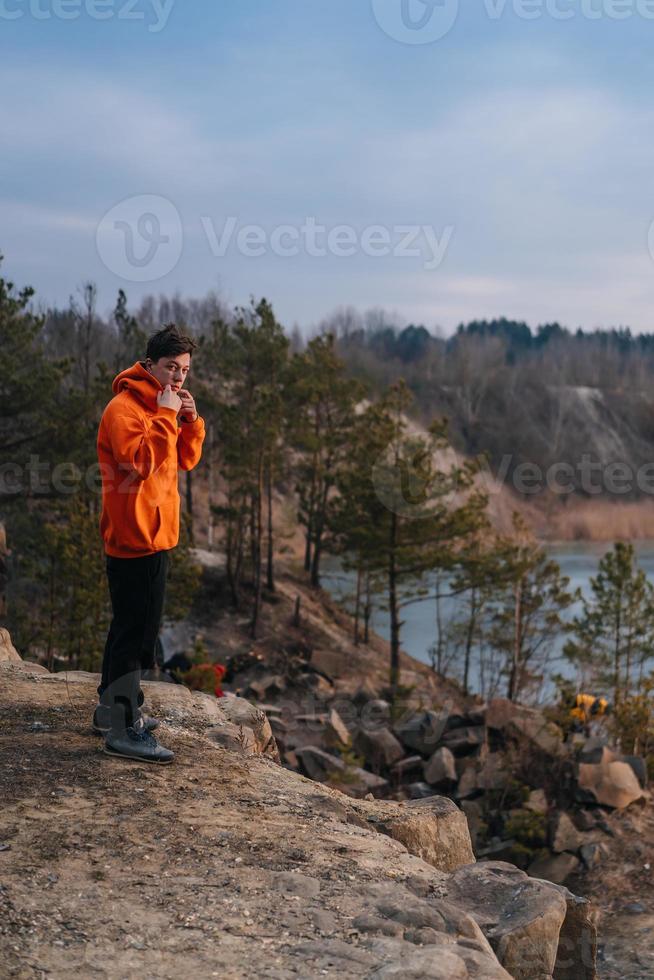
97, 361, 206, 558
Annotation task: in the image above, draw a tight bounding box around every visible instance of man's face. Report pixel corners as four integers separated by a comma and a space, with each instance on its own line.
145, 353, 191, 393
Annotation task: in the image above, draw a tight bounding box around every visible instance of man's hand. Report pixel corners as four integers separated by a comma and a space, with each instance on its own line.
177, 389, 198, 422
157, 384, 182, 414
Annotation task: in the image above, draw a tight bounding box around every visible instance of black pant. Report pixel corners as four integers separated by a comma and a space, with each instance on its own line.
97, 550, 170, 729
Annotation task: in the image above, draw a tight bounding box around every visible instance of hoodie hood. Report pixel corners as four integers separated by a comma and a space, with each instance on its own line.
112, 361, 163, 414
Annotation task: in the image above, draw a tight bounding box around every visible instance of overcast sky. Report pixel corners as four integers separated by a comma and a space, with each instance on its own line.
3, 0, 654, 334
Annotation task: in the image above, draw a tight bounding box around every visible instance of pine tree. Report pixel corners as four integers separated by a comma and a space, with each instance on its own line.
564, 541, 654, 704
206, 299, 289, 635
484, 514, 578, 702
286, 333, 366, 587
333, 380, 489, 700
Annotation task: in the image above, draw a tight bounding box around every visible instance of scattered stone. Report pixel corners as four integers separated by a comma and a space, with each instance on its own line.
486, 698, 566, 758
393, 709, 449, 756
528, 851, 581, 885
572, 809, 597, 832
551, 811, 585, 854
295, 745, 388, 797
390, 755, 424, 778
352, 678, 382, 704
354, 726, 405, 770
271, 871, 321, 899
407, 782, 435, 800
623, 901, 647, 915
524, 789, 548, 814
306, 908, 338, 934
578, 758, 644, 809
424, 747, 457, 786
475, 839, 518, 863
466, 705, 488, 726
461, 800, 484, 849
29, 721, 51, 733
444, 713, 469, 731
455, 766, 479, 800
442, 726, 486, 756
324, 708, 351, 747
580, 843, 605, 867
475, 753, 508, 792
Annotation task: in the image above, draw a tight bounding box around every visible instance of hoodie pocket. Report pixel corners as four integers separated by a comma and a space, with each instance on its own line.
152, 505, 162, 545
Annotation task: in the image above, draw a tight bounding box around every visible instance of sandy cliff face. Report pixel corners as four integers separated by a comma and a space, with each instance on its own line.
0, 654, 597, 980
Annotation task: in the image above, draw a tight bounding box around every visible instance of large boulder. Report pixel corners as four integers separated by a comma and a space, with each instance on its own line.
350, 794, 475, 872
295, 745, 389, 797
0, 628, 21, 663
390, 754, 424, 780
578, 757, 645, 809
487, 698, 566, 758
393, 709, 449, 756
461, 800, 485, 849
525, 789, 549, 814
527, 851, 581, 885
476, 753, 509, 792
424, 746, 457, 786
324, 707, 351, 747
443, 861, 568, 980
353, 726, 405, 770
551, 811, 585, 853
441, 725, 486, 756
550, 887, 599, 980
621, 754, 648, 789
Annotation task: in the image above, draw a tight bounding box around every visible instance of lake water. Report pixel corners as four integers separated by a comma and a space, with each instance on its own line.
319, 541, 654, 702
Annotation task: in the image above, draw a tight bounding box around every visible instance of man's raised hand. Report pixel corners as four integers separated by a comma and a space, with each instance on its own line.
177, 389, 198, 422
157, 384, 182, 413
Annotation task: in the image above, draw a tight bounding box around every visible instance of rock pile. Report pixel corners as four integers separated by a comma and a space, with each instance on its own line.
264, 688, 647, 887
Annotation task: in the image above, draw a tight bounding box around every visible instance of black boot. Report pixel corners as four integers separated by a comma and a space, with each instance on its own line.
92, 703, 159, 736
103, 722, 174, 765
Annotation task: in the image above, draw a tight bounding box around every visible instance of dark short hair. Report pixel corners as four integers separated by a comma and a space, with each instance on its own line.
146, 324, 197, 362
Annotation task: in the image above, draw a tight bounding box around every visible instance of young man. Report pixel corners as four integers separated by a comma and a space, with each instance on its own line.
95, 325, 206, 763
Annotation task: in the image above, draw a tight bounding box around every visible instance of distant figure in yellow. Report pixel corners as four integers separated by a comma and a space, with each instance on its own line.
569, 693, 610, 734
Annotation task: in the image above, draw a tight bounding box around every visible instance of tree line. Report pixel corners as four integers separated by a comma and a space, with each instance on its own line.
1, 257, 653, 709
